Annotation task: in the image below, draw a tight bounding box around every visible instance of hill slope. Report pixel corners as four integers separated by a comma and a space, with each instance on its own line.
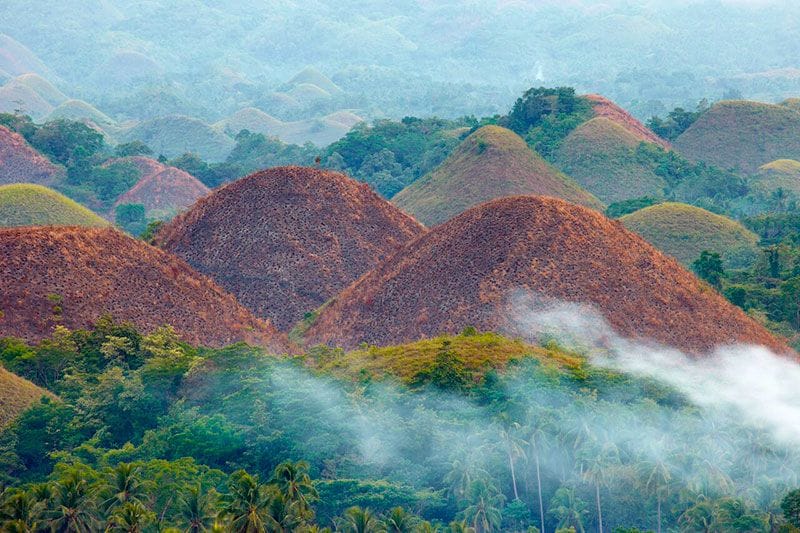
585, 94, 670, 148
120, 115, 234, 162
0, 80, 53, 119
620, 202, 759, 268
0, 183, 108, 227
155, 166, 425, 331
0, 227, 287, 350
304, 196, 784, 354
0, 125, 64, 185
554, 117, 667, 204
393, 125, 602, 226
114, 167, 210, 219
751, 159, 800, 196
674, 100, 800, 173
0, 366, 53, 427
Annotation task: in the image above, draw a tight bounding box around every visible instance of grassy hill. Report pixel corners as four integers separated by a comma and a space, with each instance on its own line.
46, 99, 115, 127
0, 125, 64, 186
121, 115, 234, 162
216, 108, 362, 146
620, 202, 759, 268
114, 167, 209, 220
287, 67, 344, 97
554, 117, 667, 204
0, 365, 53, 427
0, 79, 53, 119
674, 100, 800, 173
585, 94, 670, 148
393, 125, 602, 226
0, 183, 108, 227
13, 73, 66, 106
751, 159, 800, 197
0, 33, 50, 77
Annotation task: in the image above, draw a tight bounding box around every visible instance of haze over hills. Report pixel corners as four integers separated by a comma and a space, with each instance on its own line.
305, 196, 784, 354
752, 159, 800, 197
0, 226, 287, 349
0, 183, 109, 227
114, 166, 210, 220
155, 166, 425, 331
393, 125, 602, 226
620, 202, 760, 269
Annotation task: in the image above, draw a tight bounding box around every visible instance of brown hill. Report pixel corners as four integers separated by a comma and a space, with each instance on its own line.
304, 196, 785, 354
392, 125, 602, 226
105, 156, 166, 180
0, 366, 54, 427
0, 125, 63, 185
155, 166, 425, 331
585, 94, 670, 149
0, 226, 287, 351
115, 166, 210, 219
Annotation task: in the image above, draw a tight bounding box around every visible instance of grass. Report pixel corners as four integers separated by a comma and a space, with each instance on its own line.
121, 115, 234, 163
393, 125, 602, 225
46, 99, 115, 126
313, 331, 585, 384
620, 202, 759, 268
752, 159, 800, 196
674, 100, 800, 173
0, 183, 109, 227
0, 365, 53, 427
554, 117, 667, 204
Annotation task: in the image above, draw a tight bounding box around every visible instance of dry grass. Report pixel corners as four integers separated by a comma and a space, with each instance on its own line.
0, 366, 53, 427
0, 125, 64, 186
0, 183, 108, 227
114, 166, 209, 220
752, 159, 800, 196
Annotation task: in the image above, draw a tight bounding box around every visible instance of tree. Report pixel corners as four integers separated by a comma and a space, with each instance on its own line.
116, 204, 147, 236
101, 463, 149, 514
220, 470, 271, 533
47, 471, 98, 533
179, 484, 217, 533
337, 506, 385, 533
459, 479, 505, 533
384, 506, 418, 533
638, 457, 672, 533
496, 413, 525, 500
115, 141, 153, 158
578, 441, 619, 533
547, 488, 587, 533
444, 458, 490, 506
108, 502, 155, 533
270, 460, 318, 519
783, 489, 800, 528
0, 491, 44, 531
693, 251, 724, 289
526, 416, 551, 533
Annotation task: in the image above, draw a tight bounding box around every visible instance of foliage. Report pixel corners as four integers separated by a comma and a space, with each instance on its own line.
605, 197, 661, 219
693, 251, 725, 289
646, 102, 709, 141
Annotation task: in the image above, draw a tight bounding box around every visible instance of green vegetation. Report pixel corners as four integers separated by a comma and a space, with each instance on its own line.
0, 183, 108, 227
605, 197, 661, 218
1, 321, 798, 531
646, 101, 709, 141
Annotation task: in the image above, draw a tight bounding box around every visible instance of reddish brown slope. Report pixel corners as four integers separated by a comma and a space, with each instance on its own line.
155, 166, 426, 331
586, 94, 670, 149
115, 167, 210, 217
305, 196, 785, 354
0, 125, 63, 185
0, 227, 287, 351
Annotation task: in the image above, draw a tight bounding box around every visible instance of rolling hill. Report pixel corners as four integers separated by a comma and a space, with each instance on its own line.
0, 366, 54, 427
216, 108, 363, 146
0, 125, 64, 185
674, 100, 800, 173
554, 117, 667, 204
585, 94, 670, 148
304, 196, 785, 354
0, 183, 108, 227
392, 125, 602, 226
12, 73, 66, 106
0, 226, 287, 350
287, 67, 344, 97
0, 33, 50, 77
120, 115, 234, 162
155, 166, 425, 331
114, 166, 210, 220
45, 99, 115, 127
620, 202, 759, 268
0, 79, 53, 119
751, 159, 800, 197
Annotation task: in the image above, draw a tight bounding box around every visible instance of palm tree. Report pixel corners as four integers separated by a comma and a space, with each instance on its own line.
497, 413, 526, 501
220, 470, 271, 533
108, 501, 155, 532
102, 463, 149, 515
415, 520, 443, 533
638, 456, 673, 533
384, 506, 418, 533
1, 491, 44, 532
546, 487, 587, 533
179, 484, 216, 533
263, 490, 302, 533
270, 460, 318, 519
458, 479, 505, 533
336, 506, 385, 533
47, 472, 98, 533
446, 521, 475, 533
577, 440, 618, 533
525, 415, 552, 533
678, 499, 717, 533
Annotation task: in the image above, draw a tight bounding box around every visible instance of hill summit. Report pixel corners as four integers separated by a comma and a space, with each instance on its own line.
155, 166, 425, 331
115, 166, 209, 219
392, 125, 602, 226
304, 196, 784, 354
0, 226, 287, 350
0, 125, 63, 186
0, 183, 108, 227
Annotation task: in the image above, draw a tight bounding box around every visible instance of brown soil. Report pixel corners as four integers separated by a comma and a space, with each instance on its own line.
0, 226, 287, 351
586, 94, 671, 149
305, 196, 786, 355
0, 125, 63, 185
155, 166, 425, 331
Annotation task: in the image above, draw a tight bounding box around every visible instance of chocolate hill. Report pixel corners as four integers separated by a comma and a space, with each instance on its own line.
585, 94, 670, 148
392, 125, 602, 226
304, 196, 785, 354
115, 166, 210, 219
155, 166, 425, 331
0, 183, 108, 227
751, 159, 800, 197
0, 227, 287, 351
674, 101, 800, 173
0, 125, 63, 185
0, 366, 53, 427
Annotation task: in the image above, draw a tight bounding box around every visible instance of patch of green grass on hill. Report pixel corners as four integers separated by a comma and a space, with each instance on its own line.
554, 117, 667, 204
0, 183, 109, 227
620, 202, 759, 268
0, 363, 53, 427
752, 159, 800, 197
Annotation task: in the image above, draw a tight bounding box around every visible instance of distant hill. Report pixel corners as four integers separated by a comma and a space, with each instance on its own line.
114, 166, 209, 220
0, 34, 50, 77
155, 166, 425, 331
0, 226, 287, 350
0, 79, 53, 119
46, 99, 115, 127
554, 117, 667, 204
287, 83, 332, 104
0, 183, 109, 227
120, 115, 234, 162
751, 159, 800, 197
105, 155, 166, 181
216, 108, 363, 146
13, 73, 66, 106
91, 50, 165, 90
288, 67, 344, 97
674, 100, 800, 173
620, 202, 759, 268
304, 196, 785, 354
393, 125, 602, 226
0, 366, 53, 427
585, 94, 670, 148
0, 125, 64, 185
